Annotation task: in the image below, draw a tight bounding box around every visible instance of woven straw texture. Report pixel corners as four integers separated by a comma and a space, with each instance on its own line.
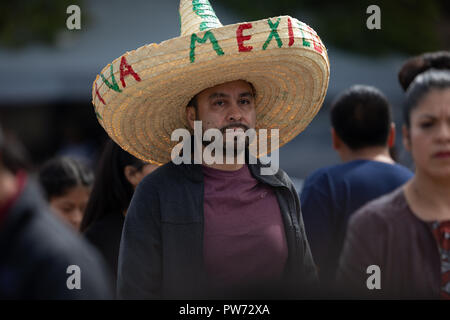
92, 0, 330, 165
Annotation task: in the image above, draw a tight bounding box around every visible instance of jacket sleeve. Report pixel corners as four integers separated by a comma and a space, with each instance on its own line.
116, 177, 162, 299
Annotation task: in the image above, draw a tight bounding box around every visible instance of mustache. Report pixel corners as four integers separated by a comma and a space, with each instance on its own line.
219, 123, 250, 134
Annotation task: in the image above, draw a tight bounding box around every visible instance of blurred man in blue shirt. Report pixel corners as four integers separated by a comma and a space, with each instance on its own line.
300, 85, 413, 292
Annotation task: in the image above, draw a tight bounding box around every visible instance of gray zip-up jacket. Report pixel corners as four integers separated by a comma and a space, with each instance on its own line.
117, 161, 318, 299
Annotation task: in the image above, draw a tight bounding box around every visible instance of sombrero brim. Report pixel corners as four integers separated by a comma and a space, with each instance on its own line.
92, 15, 330, 165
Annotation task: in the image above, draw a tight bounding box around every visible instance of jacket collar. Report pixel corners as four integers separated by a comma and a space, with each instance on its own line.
175, 135, 289, 187
175, 159, 287, 188
248, 163, 286, 188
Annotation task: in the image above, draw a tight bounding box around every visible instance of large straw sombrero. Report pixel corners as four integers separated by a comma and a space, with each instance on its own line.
92, 0, 330, 165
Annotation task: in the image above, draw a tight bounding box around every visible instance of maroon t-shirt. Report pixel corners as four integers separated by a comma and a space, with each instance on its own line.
202, 164, 288, 290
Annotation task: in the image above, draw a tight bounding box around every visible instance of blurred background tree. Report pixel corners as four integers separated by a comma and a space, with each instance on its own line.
216, 0, 450, 56
1, 0, 447, 55
0, 0, 84, 49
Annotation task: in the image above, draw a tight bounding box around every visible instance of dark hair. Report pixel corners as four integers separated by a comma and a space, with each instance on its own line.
39, 156, 94, 200
80, 139, 147, 232
330, 85, 392, 150
403, 70, 450, 128
0, 125, 3, 149
398, 51, 450, 92
0, 129, 32, 173
187, 95, 198, 110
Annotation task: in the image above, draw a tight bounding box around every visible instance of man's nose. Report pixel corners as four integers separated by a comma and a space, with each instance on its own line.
226, 102, 242, 122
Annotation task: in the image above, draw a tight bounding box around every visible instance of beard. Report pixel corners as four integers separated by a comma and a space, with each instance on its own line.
201, 123, 252, 158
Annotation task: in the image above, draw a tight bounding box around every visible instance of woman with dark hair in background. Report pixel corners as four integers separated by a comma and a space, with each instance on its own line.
81, 139, 157, 287
337, 69, 450, 299
398, 51, 450, 92
39, 156, 94, 231
392, 51, 450, 162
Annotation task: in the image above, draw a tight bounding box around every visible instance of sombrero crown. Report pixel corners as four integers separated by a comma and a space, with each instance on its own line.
92, 0, 330, 165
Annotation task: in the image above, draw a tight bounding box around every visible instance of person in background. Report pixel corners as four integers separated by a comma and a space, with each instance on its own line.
300, 85, 413, 291
398, 51, 450, 92
81, 138, 157, 289
337, 70, 450, 299
38, 157, 94, 231
0, 126, 112, 299
396, 51, 450, 167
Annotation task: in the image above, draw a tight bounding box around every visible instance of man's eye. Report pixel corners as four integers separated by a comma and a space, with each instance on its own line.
214, 100, 225, 106
61, 207, 74, 214
420, 122, 433, 129
240, 99, 250, 105
58, 203, 74, 211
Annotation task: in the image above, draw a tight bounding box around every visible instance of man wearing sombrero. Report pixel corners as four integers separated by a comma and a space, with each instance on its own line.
92, 0, 329, 299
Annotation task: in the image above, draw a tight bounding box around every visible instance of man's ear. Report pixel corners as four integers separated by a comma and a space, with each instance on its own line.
331, 127, 341, 150
387, 122, 396, 148
124, 165, 140, 189
186, 106, 196, 130
402, 124, 411, 152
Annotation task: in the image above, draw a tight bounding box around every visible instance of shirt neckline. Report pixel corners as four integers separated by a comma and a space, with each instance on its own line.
202, 164, 248, 178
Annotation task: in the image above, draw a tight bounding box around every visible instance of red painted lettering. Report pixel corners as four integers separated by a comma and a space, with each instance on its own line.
236, 23, 253, 52
305, 25, 322, 54
288, 18, 294, 47
120, 56, 142, 88
95, 82, 106, 105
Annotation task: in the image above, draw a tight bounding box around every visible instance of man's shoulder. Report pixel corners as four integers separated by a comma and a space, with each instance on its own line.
272, 166, 291, 183
139, 162, 187, 187
305, 160, 412, 186
360, 160, 413, 176
302, 164, 342, 189
251, 164, 295, 190
143, 161, 179, 180
135, 162, 202, 203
